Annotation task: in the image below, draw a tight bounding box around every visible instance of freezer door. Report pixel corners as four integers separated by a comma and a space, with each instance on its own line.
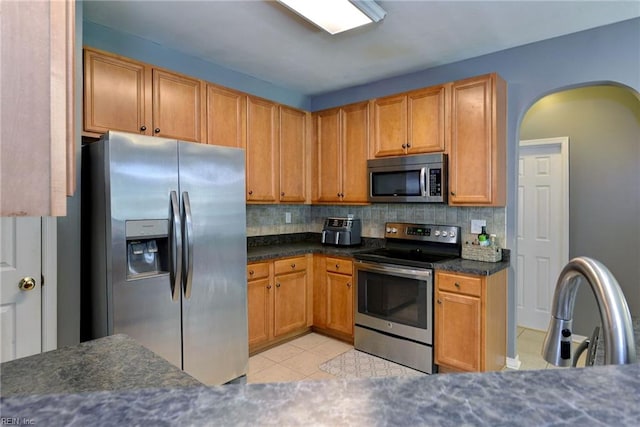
106, 132, 182, 369
178, 141, 248, 385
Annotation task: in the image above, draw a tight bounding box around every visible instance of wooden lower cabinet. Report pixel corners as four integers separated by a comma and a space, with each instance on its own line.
313, 255, 354, 342
435, 269, 507, 372
247, 256, 311, 354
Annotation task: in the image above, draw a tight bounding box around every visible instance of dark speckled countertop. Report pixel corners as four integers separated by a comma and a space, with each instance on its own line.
247, 233, 510, 275
0, 334, 202, 398
1, 325, 638, 425
2, 363, 639, 426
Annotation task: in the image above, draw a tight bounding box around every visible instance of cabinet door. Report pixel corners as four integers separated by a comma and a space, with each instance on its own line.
84, 48, 150, 136
314, 108, 342, 202
247, 277, 272, 348
370, 94, 407, 158
407, 86, 446, 154
326, 272, 353, 336
313, 256, 328, 328
206, 84, 245, 148
273, 271, 307, 337
341, 102, 370, 203
435, 290, 481, 372
246, 97, 279, 202
152, 69, 204, 142
449, 74, 506, 206
279, 106, 307, 203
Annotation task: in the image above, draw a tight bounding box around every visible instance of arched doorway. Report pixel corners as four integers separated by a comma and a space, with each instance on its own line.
514, 84, 639, 369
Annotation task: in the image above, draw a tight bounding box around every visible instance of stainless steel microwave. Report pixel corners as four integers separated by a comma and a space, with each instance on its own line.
368, 153, 447, 203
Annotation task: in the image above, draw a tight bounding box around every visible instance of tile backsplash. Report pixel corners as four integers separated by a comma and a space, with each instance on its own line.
247, 204, 506, 248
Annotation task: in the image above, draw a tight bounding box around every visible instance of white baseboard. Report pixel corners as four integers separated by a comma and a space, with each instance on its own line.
506, 355, 521, 370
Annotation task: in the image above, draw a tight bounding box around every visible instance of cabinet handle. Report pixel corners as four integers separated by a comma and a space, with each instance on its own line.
276, 283, 281, 288
402, 143, 407, 149
335, 264, 340, 269
346, 282, 351, 288
249, 270, 254, 276
406, 143, 411, 148
154, 128, 160, 133
450, 191, 456, 196
248, 190, 253, 195
437, 299, 442, 304
140, 125, 147, 131
267, 284, 272, 289
281, 192, 285, 196
454, 282, 460, 288
290, 263, 296, 269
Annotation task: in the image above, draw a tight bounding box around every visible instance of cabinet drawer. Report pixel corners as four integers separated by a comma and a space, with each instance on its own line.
247, 262, 270, 281
437, 272, 482, 297
326, 257, 353, 275
274, 256, 307, 275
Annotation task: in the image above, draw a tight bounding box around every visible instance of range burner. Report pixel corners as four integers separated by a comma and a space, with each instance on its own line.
355, 222, 461, 268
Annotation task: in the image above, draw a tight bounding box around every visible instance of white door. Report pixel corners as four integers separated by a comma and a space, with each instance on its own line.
517, 138, 569, 331
0, 217, 42, 362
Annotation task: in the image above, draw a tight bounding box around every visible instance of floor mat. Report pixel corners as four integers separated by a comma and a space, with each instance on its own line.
319, 349, 426, 379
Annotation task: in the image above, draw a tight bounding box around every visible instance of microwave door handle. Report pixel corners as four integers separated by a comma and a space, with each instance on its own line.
420, 167, 427, 197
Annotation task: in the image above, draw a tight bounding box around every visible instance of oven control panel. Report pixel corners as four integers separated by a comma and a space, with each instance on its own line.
384, 222, 460, 244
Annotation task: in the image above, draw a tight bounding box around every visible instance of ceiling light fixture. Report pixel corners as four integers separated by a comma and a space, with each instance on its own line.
277, 0, 387, 35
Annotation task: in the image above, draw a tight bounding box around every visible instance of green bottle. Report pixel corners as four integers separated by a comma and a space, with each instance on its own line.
478, 226, 490, 246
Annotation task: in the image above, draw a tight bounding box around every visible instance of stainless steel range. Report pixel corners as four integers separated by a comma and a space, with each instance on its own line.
353, 222, 461, 374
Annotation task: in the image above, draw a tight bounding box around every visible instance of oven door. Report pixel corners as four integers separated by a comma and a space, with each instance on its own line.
354, 261, 433, 345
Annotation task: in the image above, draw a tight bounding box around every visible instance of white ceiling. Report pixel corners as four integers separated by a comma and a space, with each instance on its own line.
83, 0, 640, 96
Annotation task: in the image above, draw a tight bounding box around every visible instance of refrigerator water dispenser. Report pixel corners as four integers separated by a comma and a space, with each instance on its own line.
125, 219, 169, 280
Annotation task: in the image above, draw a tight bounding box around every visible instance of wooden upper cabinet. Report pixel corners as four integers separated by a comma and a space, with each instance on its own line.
370, 85, 446, 158
206, 84, 246, 148
84, 48, 150, 137
370, 94, 407, 157
449, 73, 506, 206
246, 97, 279, 202
314, 108, 342, 203
279, 106, 308, 203
2, 0, 75, 216
84, 48, 205, 142
152, 69, 204, 142
341, 102, 369, 203
313, 102, 369, 204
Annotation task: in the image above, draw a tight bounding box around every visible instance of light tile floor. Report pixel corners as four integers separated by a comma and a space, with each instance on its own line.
247, 333, 351, 383
247, 327, 573, 384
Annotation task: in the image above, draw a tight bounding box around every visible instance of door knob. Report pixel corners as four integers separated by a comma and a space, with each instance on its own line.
19, 277, 36, 291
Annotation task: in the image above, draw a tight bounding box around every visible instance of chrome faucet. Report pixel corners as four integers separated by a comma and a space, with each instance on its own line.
542, 257, 636, 366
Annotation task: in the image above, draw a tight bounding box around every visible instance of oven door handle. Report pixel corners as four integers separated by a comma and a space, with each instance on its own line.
355, 261, 432, 280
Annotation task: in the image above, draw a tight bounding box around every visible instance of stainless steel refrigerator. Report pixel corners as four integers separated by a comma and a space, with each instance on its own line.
82, 131, 248, 385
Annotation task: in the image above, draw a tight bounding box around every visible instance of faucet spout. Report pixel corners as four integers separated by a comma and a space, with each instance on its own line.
542, 257, 636, 366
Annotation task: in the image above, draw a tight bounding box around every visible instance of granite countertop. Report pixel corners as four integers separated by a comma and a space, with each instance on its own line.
0, 334, 202, 398
2, 363, 639, 426
247, 234, 510, 275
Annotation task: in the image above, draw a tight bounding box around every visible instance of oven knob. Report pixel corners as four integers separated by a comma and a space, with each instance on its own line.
386, 227, 392, 233
390, 227, 398, 234
434, 230, 441, 236
450, 230, 456, 238
442, 231, 448, 237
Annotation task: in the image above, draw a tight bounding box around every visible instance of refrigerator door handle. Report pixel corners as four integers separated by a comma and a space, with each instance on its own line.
169, 191, 182, 301
182, 191, 194, 299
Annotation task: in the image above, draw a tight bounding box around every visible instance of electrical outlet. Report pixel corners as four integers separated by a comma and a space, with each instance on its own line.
471, 219, 486, 234
285, 212, 292, 224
